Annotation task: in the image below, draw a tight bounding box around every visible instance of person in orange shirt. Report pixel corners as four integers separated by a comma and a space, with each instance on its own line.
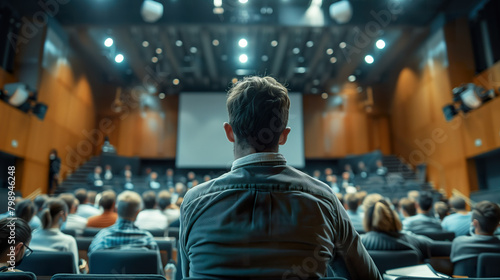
87, 190, 117, 228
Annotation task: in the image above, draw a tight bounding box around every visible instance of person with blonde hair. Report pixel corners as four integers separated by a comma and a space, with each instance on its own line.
360, 193, 431, 261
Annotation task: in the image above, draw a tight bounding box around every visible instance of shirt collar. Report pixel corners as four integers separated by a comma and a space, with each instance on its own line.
116, 218, 138, 228
231, 152, 286, 171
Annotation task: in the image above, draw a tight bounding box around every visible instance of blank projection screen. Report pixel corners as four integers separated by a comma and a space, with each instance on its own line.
176, 92, 305, 168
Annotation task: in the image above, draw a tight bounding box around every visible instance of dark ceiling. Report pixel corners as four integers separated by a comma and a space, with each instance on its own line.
4, 0, 487, 96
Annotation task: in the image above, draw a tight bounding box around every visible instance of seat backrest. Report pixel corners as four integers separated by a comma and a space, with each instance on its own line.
167, 227, 179, 240
415, 231, 455, 241
51, 274, 166, 280
82, 227, 102, 237
76, 237, 94, 252
17, 251, 76, 276
453, 257, 478, 278
368, 250, 419, 274
147, 229, 165, 237
156, 239, 175, 267
428, 241, 452, 257
477, 253, 500, 277
61, 229, 77, 237
0, 272, 36, 280
89, 250, 159, 274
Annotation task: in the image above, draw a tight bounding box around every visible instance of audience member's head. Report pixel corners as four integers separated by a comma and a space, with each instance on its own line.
15, 199, 36, 223
344, 193, 359, 212
40, 198, 68, 229
363, 193, 401, 236
417, 192, 433, 213
175, 182, 186, 195
34, 194, 49, 212
105, 165, 112, 171
125, 170, 132, 179
142, 191, 157, 210
356, 191, 368, 205
407, 190, 419, 202
145, 167, 152, 175
116, 191, 142, 221
203, 175, 211, 182
88, 191, 97, 205
313, 170, 321, 178
325, 168, 333, 176
167, 168, 174, 177
59, 193, 77, 214
124, 164, 131, 171
358, 161, 366, 170
344, 164, 352, 172
449, 196, 467, 212
376, 160, 383, 168
225, 76, 290, 153
342, 172, 350, 181
472, 201, 500, 235
187, 171, 196, 181
335, 193, 344, 205
399, 198, 417, 217
0, 218, 32, 266
94, 166, 102, 174
434, 201, 450, 221
158, 191, 172, 211
74, 188, 88, 205
99, 190, 116, 211
150, 172, 158, 180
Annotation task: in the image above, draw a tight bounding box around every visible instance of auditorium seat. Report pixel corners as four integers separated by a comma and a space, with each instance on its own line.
426, 241, 452, 276
0, 272, 36, 280
76, 237, 94, 263
51, 274, 166, 280
148, 229, 165, 237
17, 251, 76, 276
61, 229, 77, 237
413, 231, 455, 241
368, 250, 420, 274
156, 239, 175, 267
452, 257, 477, 278
477, 253, 500, 277
167, 227, 179, 240
89, 250, 159, 274
81, 227, 102, 237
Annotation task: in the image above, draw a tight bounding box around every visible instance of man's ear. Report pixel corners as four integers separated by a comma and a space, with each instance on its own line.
224, 122, 235, 143
278, 127, 291, 145
472, 219, 480, 230
14, 242, 24, 256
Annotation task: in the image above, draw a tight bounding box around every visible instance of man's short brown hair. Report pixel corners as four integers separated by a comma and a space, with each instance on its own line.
226, 76, 290, 151
100, 190, 116, 211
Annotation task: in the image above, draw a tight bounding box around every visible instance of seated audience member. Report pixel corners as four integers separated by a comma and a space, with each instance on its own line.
87, 166, 104, 187
186, 171, 197, 188
0, 218, 32, 272
441, 197, 471, 237
147, 172, 161, 190
31, 195, 49, 230
341, 171, 352, 192
203, 175, 211, 182
122, 164, 132, 177
15, 199, 37, 229
122, 170, 134, 190
357, 161, 368, 179
75, 189, 101, 218
344, 193, 364, 232
158, 191, 180, 226
165, 168, 176, 189
180, 76, 380, 279
402, 192, 442, 233
103, 165, 113, 181
450, 201, 500, 277
434, 201, 450, 221
326, 174, 340, 193
344, 164, 355, 180
135, 191, 168, 231
88, 191, 163, 275
375, 160, 388, 176
312, 169, 321, 181
59, 193, 87, 235
30, 198, 80, 273
360, 194, 432, 261
87, 190, 118, 228
399, 198, 417, 220
172, 182, 187, 203
407, 190, 419, 202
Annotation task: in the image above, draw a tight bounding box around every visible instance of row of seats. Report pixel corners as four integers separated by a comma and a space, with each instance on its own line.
62, 227, 180, 239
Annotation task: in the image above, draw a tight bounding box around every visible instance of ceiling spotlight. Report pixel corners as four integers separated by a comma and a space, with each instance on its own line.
261, 55, 269, 62
326, 48, 334, 55
376, 39, 386, 49
365, 55, 374, 64
159, 92, 166, 99
190, 47, 197, 53
212, 39, 219, 46
151, 56, 158, 63
156, 48, 162, 54
115, 54, 124, 63
329, 0, 353, 24
173, 78, 180, 85
339, 42, 347, 49
348, 75, 356, 82
239, 54, 248, 63
175, 40, 183, 47
292, 47, 300, 54
238, 38, 248, 48
214, 0, 222, 7
141, 0, 164, 23
271, 40, 278, 47
330, 57, 337, 63
104, 38, 113, 47
142, 41, 149, 47
239, 0, 248, 3
298, 56, 305, 63
306, 41, 314, 47
321, 92, 329, 99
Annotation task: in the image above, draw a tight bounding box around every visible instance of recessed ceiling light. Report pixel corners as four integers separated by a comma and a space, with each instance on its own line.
115, 54, 124, 63
321, 92, 329, 99
212, 39, 219, 46
293, 47, 300, 54
326, 48, 334, 55
365, 55, 374, 64
271, 40, 278, 47
239, 0, 248, 3
239, 54, 248, 63
190, 47, 197, 53
159, 93, 166, 99
214, 0, 222, 7
339, 42, 347, 49
142, 41, 149, 47
175, 40, 183, 47
330, 57, 337, 63
156, 48, 162, 54
151, 57, 158, 63
348, 75, 356, 82
238, 38, 248, 48
261, 55, 269, 62
306, 41, 314, 47
376, 39, 386, 49
104, 38, 113, 47
173, 78, 180, 85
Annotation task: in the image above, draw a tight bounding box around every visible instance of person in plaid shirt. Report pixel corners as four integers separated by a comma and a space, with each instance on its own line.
88, 191, 163, 275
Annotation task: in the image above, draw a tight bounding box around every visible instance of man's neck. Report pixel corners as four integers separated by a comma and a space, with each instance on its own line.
417, 209, 430, 215
456, 210, 469, 215
233, 143, 278, 160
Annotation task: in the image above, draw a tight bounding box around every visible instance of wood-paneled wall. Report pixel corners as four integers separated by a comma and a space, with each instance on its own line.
0, 56, 97, 196
388, 25, 500, 198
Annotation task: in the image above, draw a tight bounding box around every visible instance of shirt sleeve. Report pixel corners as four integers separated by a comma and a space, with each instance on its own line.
331, 198, 382, 280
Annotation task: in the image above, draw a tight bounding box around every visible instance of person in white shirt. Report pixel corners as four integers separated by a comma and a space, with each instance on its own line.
75, 188, 102, 218
59, 193, 87, 235
30, 198, 81, 273
135, 191, 168, 231
158, 190, 180, 226
104, 165, 113, 181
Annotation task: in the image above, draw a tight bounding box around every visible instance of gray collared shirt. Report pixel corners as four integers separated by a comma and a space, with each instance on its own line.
180, 153, 381, 280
